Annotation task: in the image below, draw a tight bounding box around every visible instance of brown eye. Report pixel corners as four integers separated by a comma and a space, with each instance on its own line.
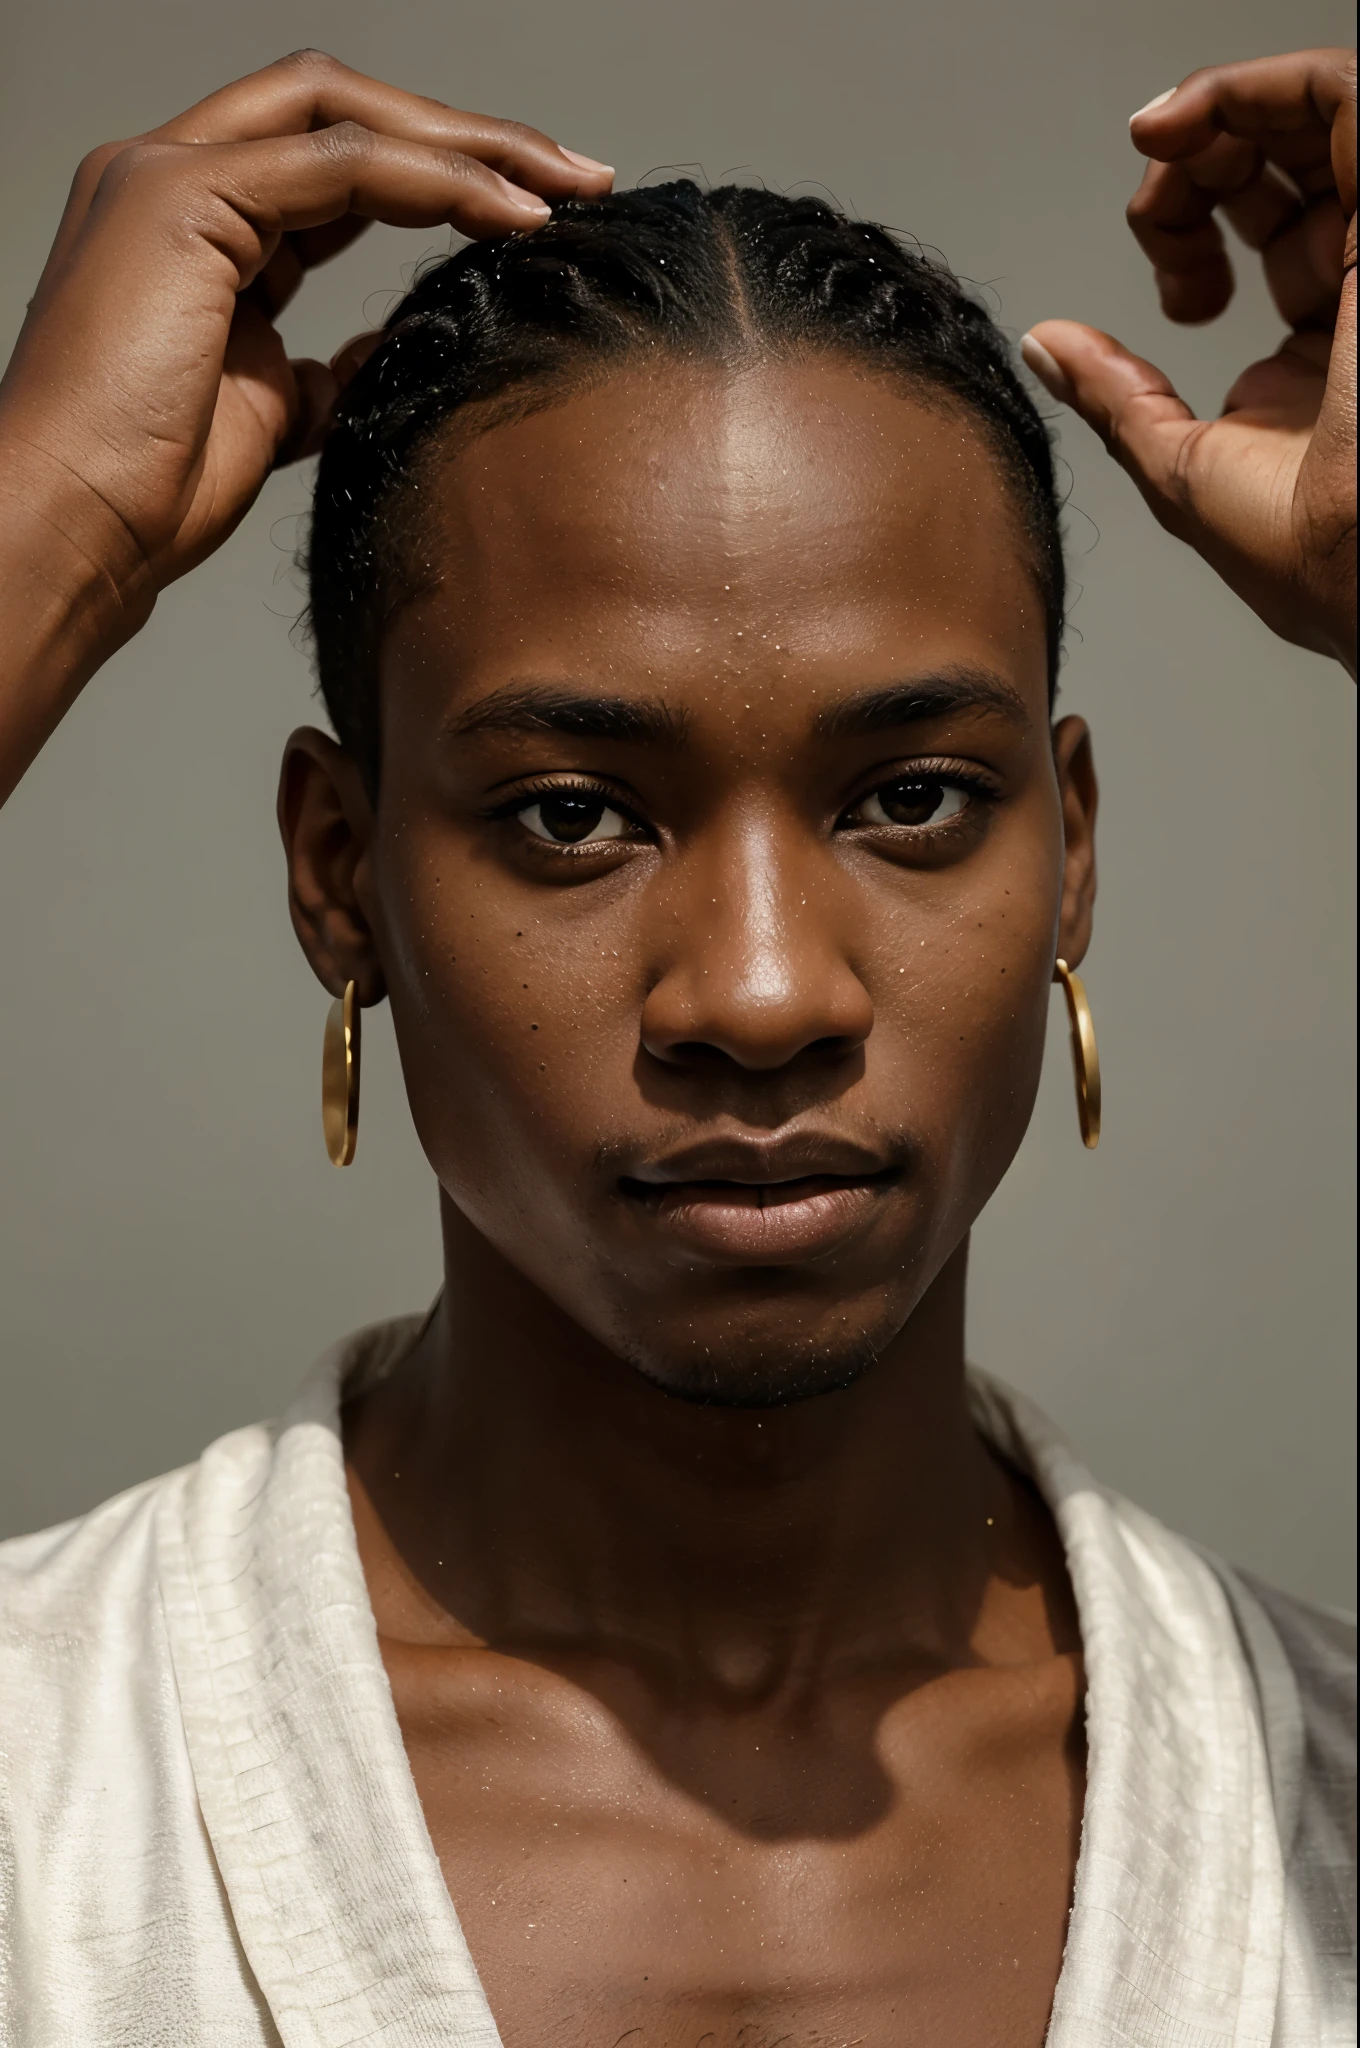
518, 792, 630, 844
855, 778, 967, 828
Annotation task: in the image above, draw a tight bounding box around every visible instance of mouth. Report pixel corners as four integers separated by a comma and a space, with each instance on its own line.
619, 1139, 903, 1264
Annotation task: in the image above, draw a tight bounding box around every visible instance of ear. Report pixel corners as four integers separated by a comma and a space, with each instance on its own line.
277, 728, 387, 1005
1052, 715, 1097, 970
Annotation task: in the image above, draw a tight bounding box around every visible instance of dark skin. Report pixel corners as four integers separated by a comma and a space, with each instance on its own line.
0, 44, 1353, 2048
285, 360, 1093, 2042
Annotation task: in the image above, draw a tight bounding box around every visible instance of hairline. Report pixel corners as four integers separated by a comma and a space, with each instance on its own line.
358, 342, 1059, 783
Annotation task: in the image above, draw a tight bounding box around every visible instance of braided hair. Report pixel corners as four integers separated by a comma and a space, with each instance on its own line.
308, 181, 1064, 783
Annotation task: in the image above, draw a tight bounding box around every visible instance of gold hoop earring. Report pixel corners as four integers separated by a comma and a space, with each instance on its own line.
1054, 958, 1100, 1150
322, 981, 361, 1167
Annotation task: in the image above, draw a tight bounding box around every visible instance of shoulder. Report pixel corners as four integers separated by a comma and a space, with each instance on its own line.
0, 1463, 283, 2040
1242, 1572, 1356, 1726
1213, 1563, 1355, 1787
0, 1466, 197, 1831
1211, 1562, 1356, 2013
1235, 1571, 1356, 1865
0, 1465, 185, 1696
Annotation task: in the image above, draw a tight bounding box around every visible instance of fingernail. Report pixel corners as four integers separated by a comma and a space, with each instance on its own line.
492, 172, 552, 220
560, 147, 615, 176
1021, 334, 1076, 405
1130, 87, 1176, 124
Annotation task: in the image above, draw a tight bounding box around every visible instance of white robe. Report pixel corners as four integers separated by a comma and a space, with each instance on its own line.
0, 1317, 1353, 2046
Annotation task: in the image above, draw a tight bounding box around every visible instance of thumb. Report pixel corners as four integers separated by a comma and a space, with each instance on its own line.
1022, 318, 1203, 541
274, 358, 341, 467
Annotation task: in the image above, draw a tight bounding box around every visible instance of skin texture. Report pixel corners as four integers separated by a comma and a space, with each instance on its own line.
0, 43, 1352, 2048
273, 355, 1096, 2043
284, 361, 1093, 1401
1027, 46, 1356, 673
0, 52, 613, 800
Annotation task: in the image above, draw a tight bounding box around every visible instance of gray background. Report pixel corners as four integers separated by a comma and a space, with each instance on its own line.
1, 0, 1354, 1607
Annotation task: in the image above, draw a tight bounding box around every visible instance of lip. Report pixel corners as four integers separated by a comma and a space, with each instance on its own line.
620, 1131, 902, 1265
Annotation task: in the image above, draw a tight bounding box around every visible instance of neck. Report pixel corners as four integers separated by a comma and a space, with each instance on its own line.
345, 1211, 1050, 1700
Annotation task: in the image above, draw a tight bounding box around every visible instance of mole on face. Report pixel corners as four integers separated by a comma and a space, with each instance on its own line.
359, 356, 1092, 1404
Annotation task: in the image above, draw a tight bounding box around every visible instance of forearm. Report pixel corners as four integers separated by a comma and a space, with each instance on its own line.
0, 452, 153, 805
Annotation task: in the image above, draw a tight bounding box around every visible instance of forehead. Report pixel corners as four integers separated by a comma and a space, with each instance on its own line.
388, 357, 1048, 705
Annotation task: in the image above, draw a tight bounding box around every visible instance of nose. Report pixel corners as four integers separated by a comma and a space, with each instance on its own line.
639, 817, 873, 1072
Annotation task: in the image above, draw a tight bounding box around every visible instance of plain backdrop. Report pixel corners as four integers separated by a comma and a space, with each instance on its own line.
1, 0, 1354, 1607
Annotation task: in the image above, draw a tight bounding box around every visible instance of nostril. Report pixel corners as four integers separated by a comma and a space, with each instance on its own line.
656, 1039, 729, 1069
649, 1031, 864, 1074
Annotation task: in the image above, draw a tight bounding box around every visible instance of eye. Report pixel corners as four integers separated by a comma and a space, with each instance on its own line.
517, 791, 633, 844
851, 777, 970, 829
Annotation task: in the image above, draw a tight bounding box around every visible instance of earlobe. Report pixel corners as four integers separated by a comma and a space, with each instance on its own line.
1051, 715, 1098, 970
277, 727, 387, 1006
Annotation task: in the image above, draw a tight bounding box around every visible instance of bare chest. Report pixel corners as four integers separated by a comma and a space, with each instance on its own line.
388, 1652, 1085, 2048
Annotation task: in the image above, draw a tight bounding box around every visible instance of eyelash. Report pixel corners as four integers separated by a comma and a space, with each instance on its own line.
485, 776, 647, 845
487, 761, 999, 851
838, 758, 999, 830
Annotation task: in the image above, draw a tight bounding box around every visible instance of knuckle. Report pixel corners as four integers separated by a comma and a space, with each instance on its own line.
1125, 168, 1161, 223
91, 139, 181, 200
1171, 61, 1227, 104
77, 140, 131, 185
275, 47, 344, 79
1168, 420, 1209, 502
1125, 196, 1161, 241
436, 148, 483, 189
312, 119, 376, 166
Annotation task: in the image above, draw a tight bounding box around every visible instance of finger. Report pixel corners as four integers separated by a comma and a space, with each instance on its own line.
1128, 142, 1318, 324
1221, 163, 1308, 253
1127, 156, 1236, 322
153, 50, 613, 199
329, 331, 385, 388
242, 238, 305, 321
1258, 196, 1349, 329
275, 357, 341, 465
1129, 49, 1356, 216
1021, 320, 1204, 538
45, 52, 613, 277
82, 127, 563, 298
1129, 132, 1303, 243
1127, 99, 1352, 331
1129, 145, 1347, 331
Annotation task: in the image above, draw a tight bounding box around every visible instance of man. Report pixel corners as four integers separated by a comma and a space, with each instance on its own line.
0, 44, 1354, 2048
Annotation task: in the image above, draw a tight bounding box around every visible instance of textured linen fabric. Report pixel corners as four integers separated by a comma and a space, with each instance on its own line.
0, 1319, 1353, 2047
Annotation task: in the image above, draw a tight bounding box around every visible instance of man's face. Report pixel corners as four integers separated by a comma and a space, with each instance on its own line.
340, 358, 1094, 1402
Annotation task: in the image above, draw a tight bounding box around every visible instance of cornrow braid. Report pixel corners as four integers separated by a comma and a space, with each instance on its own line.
307, 181, 1064, 782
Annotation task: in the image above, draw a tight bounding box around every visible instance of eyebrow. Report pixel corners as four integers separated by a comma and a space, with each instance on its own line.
446, 683, 688, 747
445, 665, 1030, 749
814, 666, 1031, 739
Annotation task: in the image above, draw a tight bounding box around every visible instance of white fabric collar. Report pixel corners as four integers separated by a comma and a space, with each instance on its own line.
155, 1321, 1296, 2048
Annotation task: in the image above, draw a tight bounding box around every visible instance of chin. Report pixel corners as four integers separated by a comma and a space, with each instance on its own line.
616, 1321, 892, 1410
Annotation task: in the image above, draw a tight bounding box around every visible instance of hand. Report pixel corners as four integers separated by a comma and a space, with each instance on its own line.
1023, 49, 1356, 676
0, 52, 612, 686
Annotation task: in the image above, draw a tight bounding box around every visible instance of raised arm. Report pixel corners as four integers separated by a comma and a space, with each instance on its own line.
1023, 47, 1356, 676
0, 51, 612, 804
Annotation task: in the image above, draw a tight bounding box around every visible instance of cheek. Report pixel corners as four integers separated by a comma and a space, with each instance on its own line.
370, 832, 642, 1210
867, 817, 1061, 1191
